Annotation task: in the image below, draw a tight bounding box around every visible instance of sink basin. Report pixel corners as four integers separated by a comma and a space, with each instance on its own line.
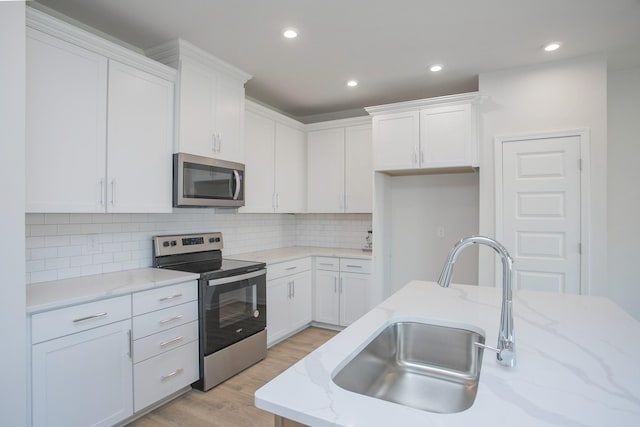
332, 321, 485, 414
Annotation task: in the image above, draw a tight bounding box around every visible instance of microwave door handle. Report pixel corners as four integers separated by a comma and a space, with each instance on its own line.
232, 170, 241, 200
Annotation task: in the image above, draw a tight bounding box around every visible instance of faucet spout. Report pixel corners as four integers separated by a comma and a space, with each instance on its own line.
437, 236, 516, 368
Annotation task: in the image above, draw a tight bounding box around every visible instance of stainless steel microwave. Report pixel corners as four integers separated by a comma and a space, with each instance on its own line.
173, 153, 245, 207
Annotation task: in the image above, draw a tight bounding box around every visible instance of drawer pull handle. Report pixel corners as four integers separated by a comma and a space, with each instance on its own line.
346, 265, 363, 268
73, 312, 107, 323
159, 293, 182, 302
285, 266, 297, 271
161, 368, 184, 381
319, 263, 334, 266
159, 314, 183, 325
160, 336, 184, 348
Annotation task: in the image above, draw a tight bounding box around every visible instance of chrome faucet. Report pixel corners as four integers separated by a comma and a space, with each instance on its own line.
437, 236, 516, 368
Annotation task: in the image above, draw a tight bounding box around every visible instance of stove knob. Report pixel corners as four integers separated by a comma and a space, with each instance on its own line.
170, 240, 177, 247
162, 241, 170, 248
209, 237, 215, 243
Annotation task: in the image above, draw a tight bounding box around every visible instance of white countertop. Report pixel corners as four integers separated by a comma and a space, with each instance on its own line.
255, 281, 640, 426
230, 246, 372, 264
26, 268, 199, 313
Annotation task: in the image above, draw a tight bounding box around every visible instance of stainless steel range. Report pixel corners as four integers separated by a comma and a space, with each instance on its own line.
153, 232, 267, 391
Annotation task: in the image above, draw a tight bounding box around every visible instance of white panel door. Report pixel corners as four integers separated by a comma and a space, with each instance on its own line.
501, 136, 581, 293
215, 75, 245, 163
31, 320, 133, 427
345, 125, 373, 213
372, 111, 420, 171
340, 272, 370, 326
106, 60, 173, 213
307, 128, 345, 212
275, 123, 306, 213
314, 270, 340, 325
241, 110, 276, 212
26, 29, 108, 213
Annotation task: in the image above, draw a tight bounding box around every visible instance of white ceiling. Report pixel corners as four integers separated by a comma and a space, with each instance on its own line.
35, 0, 640, 122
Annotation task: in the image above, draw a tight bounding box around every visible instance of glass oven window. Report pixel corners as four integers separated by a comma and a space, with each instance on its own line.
217, 284, 257, 328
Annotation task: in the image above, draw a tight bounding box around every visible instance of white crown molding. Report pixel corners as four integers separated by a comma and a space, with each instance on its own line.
26, 7, 176, 82
304, 115, 372, 132
245, 99, 306, 131
146, 39, 252, 84
365, 91, 484, 115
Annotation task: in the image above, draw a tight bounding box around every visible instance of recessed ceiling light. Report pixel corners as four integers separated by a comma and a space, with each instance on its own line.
544, 42, 561, 52
283, 28, 298, 39
430, 64, 443, 72
347, 80, 358, 87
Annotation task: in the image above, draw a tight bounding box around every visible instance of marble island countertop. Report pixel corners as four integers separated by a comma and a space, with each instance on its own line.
255, 281, 640, 426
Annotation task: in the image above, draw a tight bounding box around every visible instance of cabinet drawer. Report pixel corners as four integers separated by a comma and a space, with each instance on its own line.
133, 340, 199, 412
133, 320, 198, 364
31, 295, 131, 344
132, 280, 198, 316
340, 258, 372, 274
267, 257, 311, 280
133, 301, 198, 340
315, 257, 339, 271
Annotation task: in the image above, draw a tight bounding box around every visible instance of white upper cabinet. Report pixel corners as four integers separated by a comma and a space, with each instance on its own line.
25, 8, 176, 213
106, 61, 174, 213
26, 28, 108, 213
366, 92, 480, 173
147, 40, 251, 163
241, 101, 306, 213
307, 118, 373, 213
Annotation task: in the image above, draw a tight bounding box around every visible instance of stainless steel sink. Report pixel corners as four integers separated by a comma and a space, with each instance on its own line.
332, 321, 485, 413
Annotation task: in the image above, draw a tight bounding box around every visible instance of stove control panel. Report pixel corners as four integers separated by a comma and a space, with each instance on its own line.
153, 232, 223, 256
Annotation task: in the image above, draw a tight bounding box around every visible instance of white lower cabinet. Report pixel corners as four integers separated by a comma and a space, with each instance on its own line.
266, 258, 312, 346
31, 297, 133, 427
30, 280, 199, 427
314, 257, 371, 327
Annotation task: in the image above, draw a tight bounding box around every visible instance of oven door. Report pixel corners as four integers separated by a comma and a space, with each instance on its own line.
203, 269, 266, 355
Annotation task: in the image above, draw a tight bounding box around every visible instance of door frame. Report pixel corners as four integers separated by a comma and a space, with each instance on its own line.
494, 129, 591, 294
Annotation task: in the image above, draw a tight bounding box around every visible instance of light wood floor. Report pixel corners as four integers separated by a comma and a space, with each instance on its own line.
127, 327, 337, 427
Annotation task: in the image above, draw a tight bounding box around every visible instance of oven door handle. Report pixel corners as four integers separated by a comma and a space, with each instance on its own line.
208, 269, 266, 286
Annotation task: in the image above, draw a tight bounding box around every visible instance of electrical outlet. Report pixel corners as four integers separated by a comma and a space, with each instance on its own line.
87, 234, 101, 253
436, 226, 445, 238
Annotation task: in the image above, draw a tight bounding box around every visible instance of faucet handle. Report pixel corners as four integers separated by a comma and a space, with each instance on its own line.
474, 342, 516, 368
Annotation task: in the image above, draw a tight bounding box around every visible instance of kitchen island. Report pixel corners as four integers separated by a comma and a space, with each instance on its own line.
255, 281, 640, 426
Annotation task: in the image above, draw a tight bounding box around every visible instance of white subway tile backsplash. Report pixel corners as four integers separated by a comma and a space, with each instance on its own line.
24, 212, 371, 284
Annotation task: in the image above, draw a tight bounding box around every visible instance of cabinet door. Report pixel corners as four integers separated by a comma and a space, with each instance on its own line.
32, 320, 133, 427
275, 123, 306, 213
307, 128, 345, 212
340, 272, 370, 326
241, 110, 276, 213
314, 270, 340, 325
420, 104, 472, 168
345, 125, 373, 213
289, 271, 312, 331
106, 60, 173, 213
372, 111, 419, 171
266, 278, 290, 345
26, 29, 107, 213
176, 59, 215, 157
214, 75, 246, 163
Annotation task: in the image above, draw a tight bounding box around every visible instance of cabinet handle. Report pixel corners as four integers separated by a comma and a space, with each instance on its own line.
334, 277, 337, 293
420, 149, 424, 164
217, 132, 222, 152
346, 264, 363, 269
73, 312, 107, 323
161, 368, 184, 381
276, 193, 280, 209
127, 329, 132, 359
159, 314, 183, 325
292, 282, 295, 298
158, 293, 182, 302
319, 263, 333, 266
99, 179, 104, 206
413, 146, 418, 166
339, 277, 343, 294
285, 266, 297, 271
110, 179, 116, 205
212, 133, 216, 153
160, 336, 184, 348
